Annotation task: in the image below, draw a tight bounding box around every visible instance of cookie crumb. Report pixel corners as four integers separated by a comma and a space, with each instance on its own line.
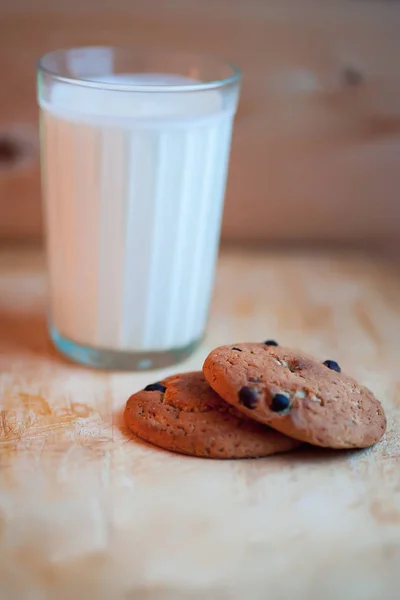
273, 358, 289, 368
310, 394, 323, 405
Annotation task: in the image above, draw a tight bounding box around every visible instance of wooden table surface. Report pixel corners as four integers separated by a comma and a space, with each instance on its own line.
0, 245, 399, 600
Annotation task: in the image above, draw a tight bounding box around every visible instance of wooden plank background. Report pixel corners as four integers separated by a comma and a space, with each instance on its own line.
0, 0, 400, 243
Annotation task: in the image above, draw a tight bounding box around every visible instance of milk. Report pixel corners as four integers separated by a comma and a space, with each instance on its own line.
39, 74, 236, 353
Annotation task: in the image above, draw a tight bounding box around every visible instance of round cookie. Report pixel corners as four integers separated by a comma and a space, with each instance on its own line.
203, 344, 386, 449
124, 371, 301, 459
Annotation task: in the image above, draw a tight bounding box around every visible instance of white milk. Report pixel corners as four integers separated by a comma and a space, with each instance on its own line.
39, 74, 235, 351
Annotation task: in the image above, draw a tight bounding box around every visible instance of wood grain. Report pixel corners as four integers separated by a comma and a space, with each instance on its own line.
0, 0, 400, 243
0, 244, 399, 599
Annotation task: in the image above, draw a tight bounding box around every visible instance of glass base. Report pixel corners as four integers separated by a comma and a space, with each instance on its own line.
50, 325, 202, 371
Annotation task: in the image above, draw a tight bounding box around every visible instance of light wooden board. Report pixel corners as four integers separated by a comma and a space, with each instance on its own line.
1, 0, 400, 242
0, 245, 399, 599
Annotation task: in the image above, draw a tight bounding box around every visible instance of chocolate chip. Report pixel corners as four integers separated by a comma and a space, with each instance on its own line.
270, 393, 290, 412
323, 360, 341, 373
0, 137, 21, 163
232, 347, 242, 351
341, 66, 363, 88
144, 382, 166, 393
238, 386, 259, 409
264, 340, 278, 346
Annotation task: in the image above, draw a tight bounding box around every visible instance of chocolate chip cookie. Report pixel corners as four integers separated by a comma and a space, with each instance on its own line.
124, 371, 301, 459
203, 344, 386, 449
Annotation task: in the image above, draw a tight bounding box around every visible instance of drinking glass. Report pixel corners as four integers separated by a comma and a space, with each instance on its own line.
37, 46, 240, 370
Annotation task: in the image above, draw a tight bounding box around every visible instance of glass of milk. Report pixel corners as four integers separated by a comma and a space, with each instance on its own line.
37, 46, 240, 370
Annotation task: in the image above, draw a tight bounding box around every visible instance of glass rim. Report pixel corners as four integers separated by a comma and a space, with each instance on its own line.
37, 46, 241, 93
